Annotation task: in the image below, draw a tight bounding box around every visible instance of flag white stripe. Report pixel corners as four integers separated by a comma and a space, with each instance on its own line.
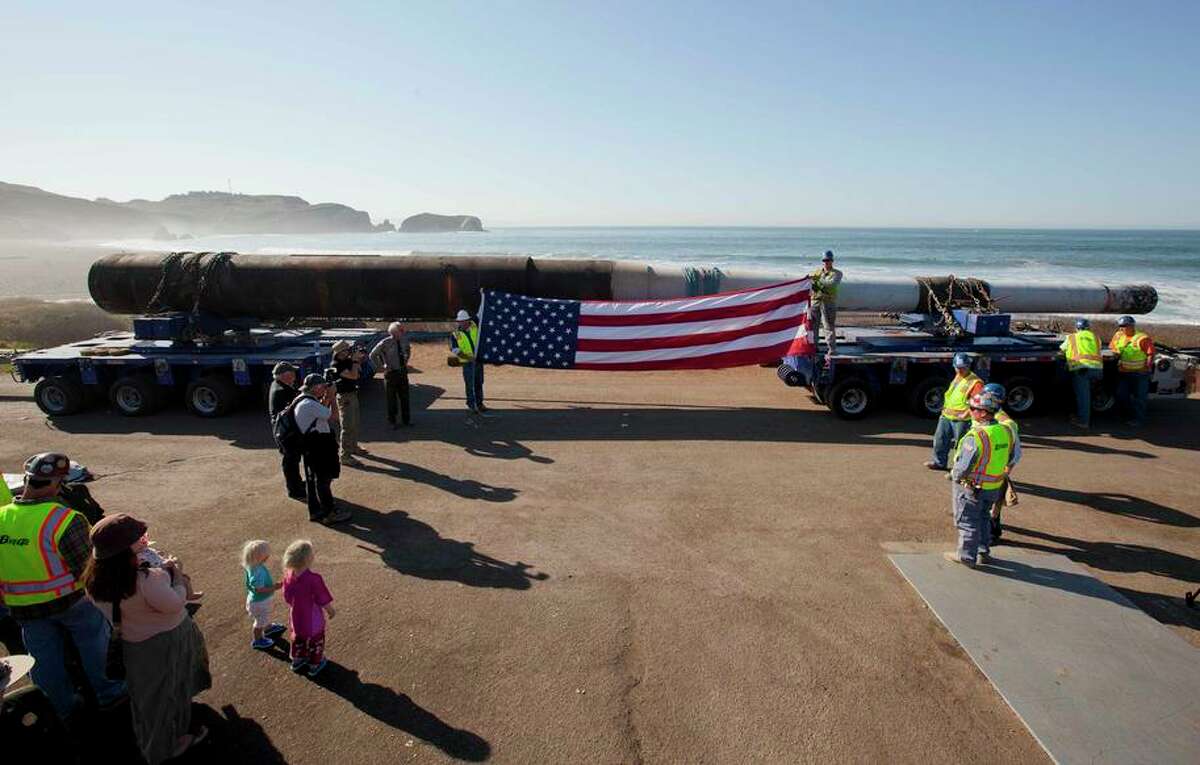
577, 300, 809, 340
574, 324, 807, 364
579, 280, 808, 317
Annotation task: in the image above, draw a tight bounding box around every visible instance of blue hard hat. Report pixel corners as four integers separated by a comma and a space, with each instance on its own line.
822, 250, 834, 261
1075, 318, 1090, 330
983, 382, 1006, 402
1116, 315, 1135, 327
952, 352, 972, 369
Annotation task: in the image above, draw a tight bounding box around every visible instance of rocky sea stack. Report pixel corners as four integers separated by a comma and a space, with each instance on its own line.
399, 213, 484, 233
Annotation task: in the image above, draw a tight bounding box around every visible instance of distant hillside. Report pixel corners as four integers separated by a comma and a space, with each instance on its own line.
0, 182, 388, 239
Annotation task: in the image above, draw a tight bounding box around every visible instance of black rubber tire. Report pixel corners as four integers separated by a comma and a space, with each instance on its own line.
109, 375, 163, 417
1001, 376, 1038, 416
33, 375, 86, 416
185, 375, 238, 418
908, 376, 951, 419
828, 376, 874, 420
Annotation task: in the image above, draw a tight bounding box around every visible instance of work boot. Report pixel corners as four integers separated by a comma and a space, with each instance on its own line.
340, 456, 361, 467
976, 551, 992, 566
943, 551, 975, 568
924, 461, 946, 471
1068, 416, 1089, 429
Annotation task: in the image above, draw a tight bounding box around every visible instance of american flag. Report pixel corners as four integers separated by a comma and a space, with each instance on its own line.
477, 279, 814, 371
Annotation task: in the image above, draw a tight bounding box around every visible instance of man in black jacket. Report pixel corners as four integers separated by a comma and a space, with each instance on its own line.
269, 362, 305, 500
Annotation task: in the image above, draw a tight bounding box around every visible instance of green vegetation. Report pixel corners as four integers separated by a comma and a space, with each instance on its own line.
0, 298, 129, 349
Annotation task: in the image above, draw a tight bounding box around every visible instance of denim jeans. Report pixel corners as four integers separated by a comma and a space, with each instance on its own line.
462, 362, 485, 411
1071, 367, 1103, 425
1116, 372, 1150, 424
931, 416, 970, 467
20, 596, 126, 719
953, 483, 999, 561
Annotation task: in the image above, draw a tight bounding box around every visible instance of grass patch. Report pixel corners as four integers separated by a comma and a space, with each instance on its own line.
0, 298, 130, 349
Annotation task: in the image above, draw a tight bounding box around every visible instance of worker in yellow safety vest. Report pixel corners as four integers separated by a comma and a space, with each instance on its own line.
944, 392, 1016, 568
451, 309, 488, 416
925, 352, 984, 470
981, 383, 1023, 543
0, 453, 126, 719
1060, 318, 1104, 428
1109, 315, 1154, 427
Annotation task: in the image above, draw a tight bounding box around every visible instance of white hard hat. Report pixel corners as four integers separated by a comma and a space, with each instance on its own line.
455, 310, 470, 321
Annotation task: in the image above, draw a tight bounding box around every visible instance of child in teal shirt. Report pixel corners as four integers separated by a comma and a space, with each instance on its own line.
241, 539, 285, 649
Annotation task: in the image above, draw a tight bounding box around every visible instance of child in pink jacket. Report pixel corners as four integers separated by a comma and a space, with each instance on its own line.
281, 539, 335, 676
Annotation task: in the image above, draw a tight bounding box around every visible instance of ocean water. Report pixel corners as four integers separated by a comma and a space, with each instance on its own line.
102, 227, 1200, 324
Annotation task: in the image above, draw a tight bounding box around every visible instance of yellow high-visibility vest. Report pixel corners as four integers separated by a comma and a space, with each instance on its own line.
952, 422, 1012, 490
995, 409, 1019, 440
0, 479, 10, 506
941, 373, 981, 421
453, 323, 480, 362
1112, 331, 1150, 373
809, 269, 840, 302
0, 500, 85, 607
1062, 330, 1103, 371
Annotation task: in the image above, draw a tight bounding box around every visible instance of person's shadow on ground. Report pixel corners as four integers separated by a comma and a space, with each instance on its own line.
184, 703, 288, 764
310, 661, 491, 761
355, 453, 520, 502
335, 501, 549, 589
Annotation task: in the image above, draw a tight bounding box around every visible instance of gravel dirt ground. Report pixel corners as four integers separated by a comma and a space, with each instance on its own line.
2, 343, 1197, 764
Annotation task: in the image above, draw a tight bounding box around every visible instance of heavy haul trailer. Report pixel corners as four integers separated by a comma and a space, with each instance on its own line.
799, 313, 1196, 420
12, 314, 383, 418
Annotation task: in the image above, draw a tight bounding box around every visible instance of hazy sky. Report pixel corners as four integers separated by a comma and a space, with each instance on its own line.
3, 1, 1197, 227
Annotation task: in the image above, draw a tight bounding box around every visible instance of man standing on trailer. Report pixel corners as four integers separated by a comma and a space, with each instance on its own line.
1109, 315, 1155, 427
1061, 318, 1104, 428
809, 250, 843, 353
925, 352, 983, 470
945, 392, 1015, 567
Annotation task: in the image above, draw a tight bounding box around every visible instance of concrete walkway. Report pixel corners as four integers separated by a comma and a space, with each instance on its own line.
890, 549, 1200, 764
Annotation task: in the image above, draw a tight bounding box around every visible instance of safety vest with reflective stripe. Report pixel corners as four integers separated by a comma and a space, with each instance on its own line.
1112, 331, 1151, 373
809, 269, 840, 302
0, 479, 10, 506
995, 409, 1019, 440
953, 422, 1012, 490
1062, 330, 1102, 371
941, 373, 981, 421
0, 500, 84, 607
453, 323, 480, 362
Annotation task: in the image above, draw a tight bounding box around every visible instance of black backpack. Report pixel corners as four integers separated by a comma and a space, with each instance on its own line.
272, 394, 316, 446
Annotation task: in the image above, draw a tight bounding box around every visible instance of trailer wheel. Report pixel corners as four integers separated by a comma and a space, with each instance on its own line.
186, 375, 238, 418
1092, 386, 1116, 414
828, 376, 874, 420
1002, 376, 1038, 415
109, 376, 162, 417
908, 377, 950, 419
34, 376, 86, 416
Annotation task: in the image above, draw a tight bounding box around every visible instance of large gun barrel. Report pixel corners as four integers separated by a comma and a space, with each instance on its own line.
88, 251, 1159, 319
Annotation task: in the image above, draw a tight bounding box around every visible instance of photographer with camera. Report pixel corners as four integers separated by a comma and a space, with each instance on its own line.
330, 340, 368, 467
293, 374, 351, 524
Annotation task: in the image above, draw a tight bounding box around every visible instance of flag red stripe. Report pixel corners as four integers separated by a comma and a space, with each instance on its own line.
578, 292, 805, 327
573, 338, 813, 371
576, 315, 808, 352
